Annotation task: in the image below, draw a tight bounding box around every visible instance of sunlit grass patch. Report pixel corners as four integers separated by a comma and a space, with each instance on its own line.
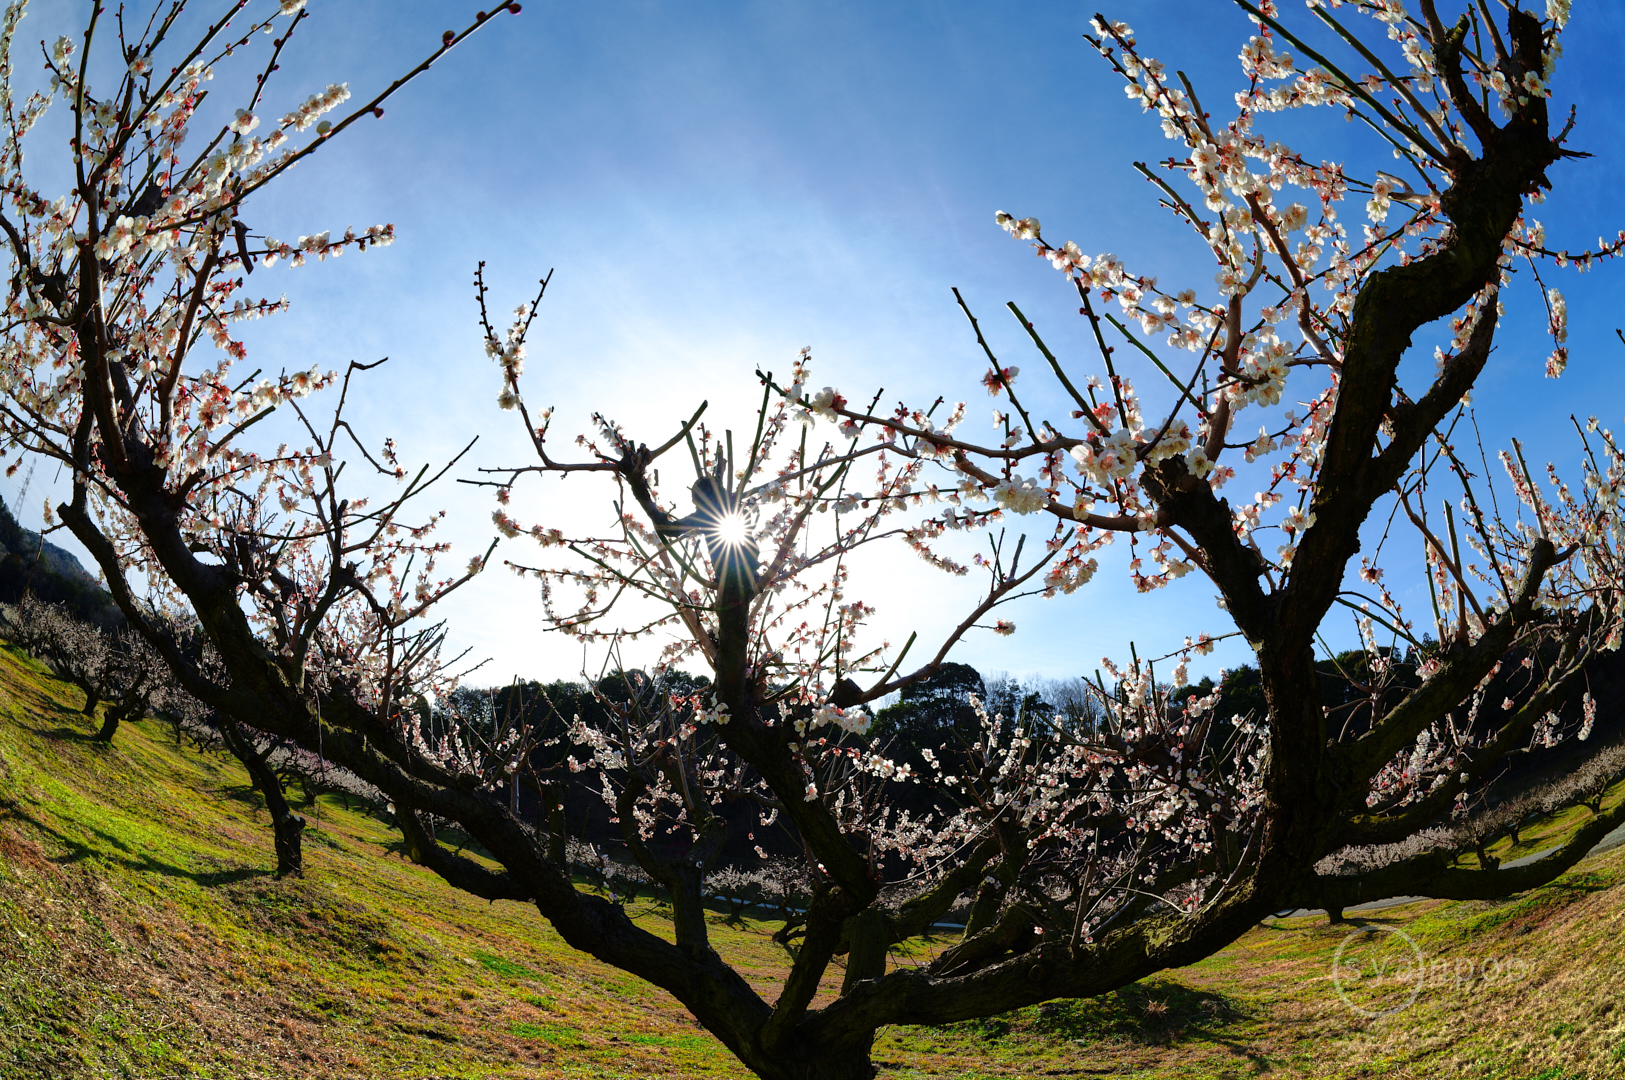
474, 948, 541, 979
510, 1019, 588, 1045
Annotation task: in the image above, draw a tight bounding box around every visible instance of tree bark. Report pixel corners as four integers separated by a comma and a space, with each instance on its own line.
93, 703, 123, 743
221, 725, 306, 878
760, 1051, 877, 1080
840, 908, 887, 994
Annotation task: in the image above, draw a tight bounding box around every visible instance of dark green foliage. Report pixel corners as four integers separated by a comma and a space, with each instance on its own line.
871, 662, 986, 767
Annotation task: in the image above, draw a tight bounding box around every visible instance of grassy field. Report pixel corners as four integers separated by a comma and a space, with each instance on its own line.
2, 640, 1624, 1080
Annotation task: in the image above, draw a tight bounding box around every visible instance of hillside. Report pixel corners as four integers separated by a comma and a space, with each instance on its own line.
0, 499, 120, 627
2, 640, 1624, 1080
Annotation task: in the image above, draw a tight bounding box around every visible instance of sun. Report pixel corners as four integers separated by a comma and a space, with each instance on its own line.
711, 511, 751, 547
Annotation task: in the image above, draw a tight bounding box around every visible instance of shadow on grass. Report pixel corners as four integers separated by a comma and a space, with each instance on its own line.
29, 722, 98, 743
5, 800, 273, 887
934, 978, 1268, 1068
220, 781, 273, 815
375, 828, 500, 866
1258, 910, 1410, 933
1342, 913, 1410, 928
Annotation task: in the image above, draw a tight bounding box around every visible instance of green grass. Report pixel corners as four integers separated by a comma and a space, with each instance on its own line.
474, 949, 541, 980
3, 639, 1625, 1079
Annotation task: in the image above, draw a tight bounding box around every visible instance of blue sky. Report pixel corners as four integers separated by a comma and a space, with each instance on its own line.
6, 0, 1624, 691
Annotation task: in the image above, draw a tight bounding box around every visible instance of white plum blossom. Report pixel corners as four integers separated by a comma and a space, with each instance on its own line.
807, 387, 845, 421
794, 703, 872, 737
1545, 287, 1568, 378
992, 474, 1048, 514
281, 83, 350, 132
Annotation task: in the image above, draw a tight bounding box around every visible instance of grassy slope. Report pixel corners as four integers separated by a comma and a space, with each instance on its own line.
1, 641, 1623, 1080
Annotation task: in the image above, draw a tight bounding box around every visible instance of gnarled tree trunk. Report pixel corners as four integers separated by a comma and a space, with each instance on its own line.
93, 702, 120, 743
221, 724, 306, 878
94, 698, 143, 743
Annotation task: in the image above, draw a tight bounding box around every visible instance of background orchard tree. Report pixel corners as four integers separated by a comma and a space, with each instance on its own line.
0, 0, 518, 876
4, 596, 131, 736
0, 591, 326, 874
1, 3, 1623, 1080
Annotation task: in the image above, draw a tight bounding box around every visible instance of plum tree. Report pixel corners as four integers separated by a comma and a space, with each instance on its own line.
2, 2, 1621, 1078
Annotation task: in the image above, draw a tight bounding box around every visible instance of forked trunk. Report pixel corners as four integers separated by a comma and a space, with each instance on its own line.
221, 724, 307, 877
732, 1019, 880, 1080
94, 699, 142, 744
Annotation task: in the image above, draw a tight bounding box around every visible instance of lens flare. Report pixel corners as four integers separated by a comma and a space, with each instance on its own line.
713, 511, 751, 547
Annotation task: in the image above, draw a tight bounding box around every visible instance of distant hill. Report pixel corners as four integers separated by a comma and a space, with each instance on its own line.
0, 497, 122, 626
